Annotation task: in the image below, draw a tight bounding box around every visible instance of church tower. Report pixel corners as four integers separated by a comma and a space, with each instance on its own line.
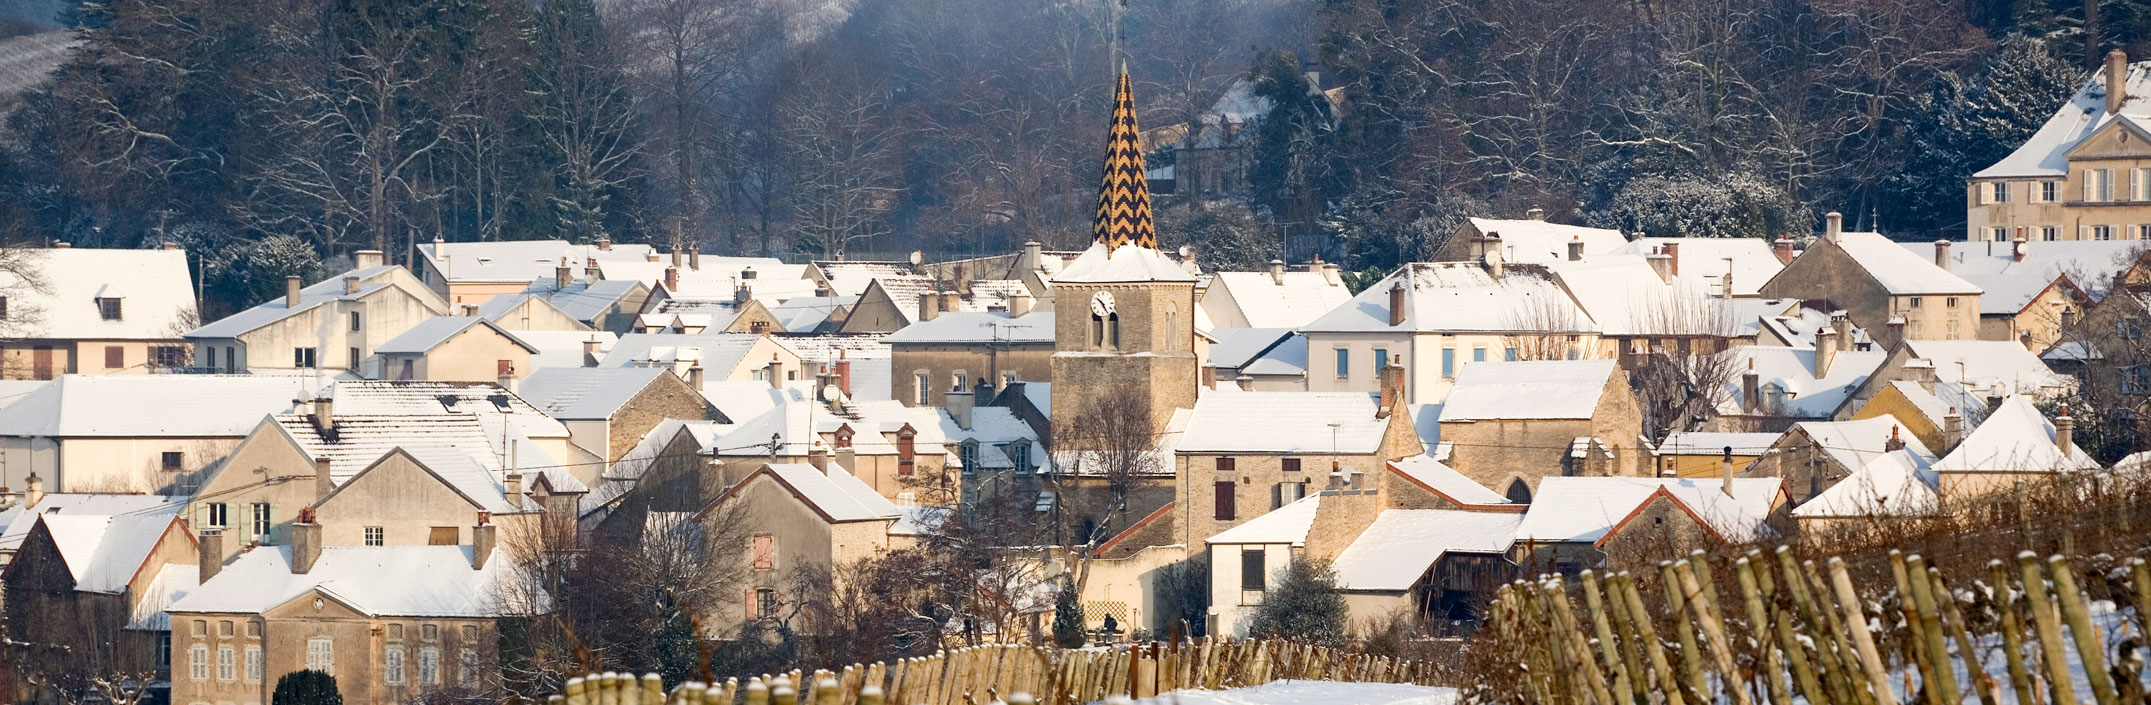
1050, 69, 1201, 450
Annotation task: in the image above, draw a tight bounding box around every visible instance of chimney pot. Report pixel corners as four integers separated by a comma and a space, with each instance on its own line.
2012, 236, 2028, 263
1933, 240, 1952, 271
1720, 447, 1736, 496
2057, 403, 2076, 454
354, 250, 384, 269
286, 275, 303, 307
23, 473, 42, 508
1269, 259, 1286, 285
1825, 212, 1843, 242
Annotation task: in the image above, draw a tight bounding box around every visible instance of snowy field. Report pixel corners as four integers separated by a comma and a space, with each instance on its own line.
1134, 680, 1459, 705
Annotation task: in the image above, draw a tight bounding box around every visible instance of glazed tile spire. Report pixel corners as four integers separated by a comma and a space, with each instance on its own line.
1093, 69, 1157, 251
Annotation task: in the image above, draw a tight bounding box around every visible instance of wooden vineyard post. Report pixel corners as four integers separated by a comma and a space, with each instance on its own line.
2047, 555, 2119, 705
1926, 565, 1997, 705
1579, 571, 1636, 701
1827, 558, 1900, 705
1988, 561, 2036, 705
2017, 551, 2081, 705
1903, 554, 1960, 705
1613, 572, 1684, 705
1734, 557, 1793, 705
1673, 559, 1754, 705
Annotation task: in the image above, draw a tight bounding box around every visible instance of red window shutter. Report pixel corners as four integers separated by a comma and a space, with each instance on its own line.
744, 588, 758, 620
752, 536, 775, 570
104, 346, 123, 369
1217, 457, 1235, 472
1214, 481, 1235, 521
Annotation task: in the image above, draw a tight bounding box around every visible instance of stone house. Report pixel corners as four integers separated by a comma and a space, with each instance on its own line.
517, 366, 721, 476
374, 317, 538, 383
1917, 239, 2150, 350
1299, 258, 1600, 406
1758, 215, 1982, 345
1928, 396, 2098, 499
1846, 380, 1982, 457
1513, 476, 1787, 574
1788, 450, 1941, 533
578, 420, 725, 546
1654, 432, 1778, 479
838, 276, 1032, 335
1739, 417, 1936, 506
721, 296, 856, 335
508, 278, 649, 335
2, 507, 197, 698
1966, 50, 2151, 243
707, 397, 954, 503
693, 462, 914, 637
0, 493, 186, 568
0, 375, 308, 492
166, 530, 522, 705
0, 245, 197, 380
805, 262, 917, 298
1198, 263, 1352, 330
186, 253, 450, 376
1832, 339, 2070, 422
887, 311, 1054, 407
1436, 359, 1646, 501
1714, 325, 1888, 432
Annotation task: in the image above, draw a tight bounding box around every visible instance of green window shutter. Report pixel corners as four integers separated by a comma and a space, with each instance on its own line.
266, 504, 280, 544
193, 503, 208, 533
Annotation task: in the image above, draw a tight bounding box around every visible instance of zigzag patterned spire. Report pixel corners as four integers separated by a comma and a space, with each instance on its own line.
1093, 70, 1157, 251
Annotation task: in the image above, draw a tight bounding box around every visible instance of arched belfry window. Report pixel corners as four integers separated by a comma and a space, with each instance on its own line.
1505, 478, 1533, 504
1164, 302, 1178, 351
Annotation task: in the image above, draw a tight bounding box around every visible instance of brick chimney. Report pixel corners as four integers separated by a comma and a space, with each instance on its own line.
663, 266, 679, 291
161, 241, 178, 250
689, 245, 701, 271
2109, 49, 2129, 115
314, 455, 334, 498
1933, 240, 1952, 271
472, 517, 496, 570
1884, 425, 1905, 452
1376, 363, 1406, 418
1942, 407, 1963, 452
920, 291, 942, 322
1387, 282, 1406, 326
198, 529, 224, 584
1663, 242, 1680, 276
2013, 235, 2028, 263
1772, 238, 1794, 265
355, 250, 384, 269
291, 518, 322, 574
834, 352, 852, 395
286, 275, 302, 307
53, 241, 68, 249
671, 247, 683, 269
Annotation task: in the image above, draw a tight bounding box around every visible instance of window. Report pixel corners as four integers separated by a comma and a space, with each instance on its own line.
1993, 181, 2010, 203
1105, 313, 1119, 349
207, 503, 229, 528
2096, 225, 2118, 241
2124, 365, 2151, 395
250, 503, 270, 539
385, 646, 405, 685
462, 625, 477, 641
162, 451, 183, 471
98, 297, 122, 320
949, 372, 965, 392
364, 527, 384, 546
2044, 180, 2060, 202
349, 348, 360, 369
459, 649, 479, 686
190, 645, 209, 682
1992, 227, 2011, 242
0, 296, 7, 320
1505, 347, 1518, 361
419, 647, 441, 685
1946, 297, 1958, 308
350, 311, 362, 331
914, 374, 931, 405
206, 347, 217, 370
219, 620, 233, 637
244, 645, 263, 683
1373, 348, 1388, 371
152, 346, 185, 368
1216, 456, 1235, 472
1905, 297, 1922, 309
1473, 347, 1487, 362
1281, 458, 1301, 473
104, 346, 123, 369
959, 440, 980, 475
2122, 317, 2146, 339
1214, 481, 1235, 521
2043, 226, 2059, 241
1441, 348, 1455, 379
428, 527, 458, 545
293, 347, 317, 368
752, 535, 776, 571
1240, 549, 1265, 591
192, 619, 206, 636
217, 645, 235, 682
1010, 440, 1032, 474
744, 588, 760, 620
388, 624, 404, 641
1334, 348, 1349, 379
2088, 168, 2116, 202
757, 588, 779, 619
155, 633, 171, 679
421, 623, 438, 641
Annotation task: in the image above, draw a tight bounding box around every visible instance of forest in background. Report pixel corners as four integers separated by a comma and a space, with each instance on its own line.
0, 0, 2139, 314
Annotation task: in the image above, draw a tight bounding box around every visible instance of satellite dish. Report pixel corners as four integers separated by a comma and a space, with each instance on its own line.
909, 250, 924, 266
2015, 241, 2029, 257
1178, 244, 1192, 258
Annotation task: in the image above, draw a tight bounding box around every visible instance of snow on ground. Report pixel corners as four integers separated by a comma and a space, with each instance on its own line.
1136, 680, 1458, 705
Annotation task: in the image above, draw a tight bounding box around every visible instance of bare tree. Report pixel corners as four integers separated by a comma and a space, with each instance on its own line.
777, 58, 902, 259
1628, 289, 1741, 441
612, 0, 783, 247
1050, 381, 1164, 592
1501, 288, 1590, 362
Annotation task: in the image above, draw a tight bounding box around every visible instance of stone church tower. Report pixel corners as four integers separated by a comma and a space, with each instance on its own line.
1050, 70, 1201, 451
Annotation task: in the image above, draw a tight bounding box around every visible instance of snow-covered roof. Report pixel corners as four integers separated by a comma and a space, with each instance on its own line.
1658, 432, 1781, 456
1975, 59, 2151, 178
811, 262, 915, 297
1516, 477, 1783, 544
1179, 391, 1384, 454
601, 333, 773, 374
582, 419, 727, 516
1752, 301, 1866, 348
1787, 417, 1938, 475
1052, 243, 1198, 283
374, 316, 535, 355
1302, 262, 1594, 334
417, 240, 655, 284
0, 247, 196, 340
1240, 333, 1309, 378
1440, 359, 1617, 421
1207, 271, 1354, 328
1718, 346, 1887, 418
0, 494, 184, 555
1550, 256, 1733, 337
1880, 380, 1988, 433
1388, 455, 1509, 506
167, 545, 528, 617
1915, 239, 2142, 314
34, 512, 185, 594
1208, 328, 1295, 370
1791, 450, 1939, 519
507, 278, 647, 322
0, 375, 305, 437
1611, 238, 1786, 297
740, 463, 900, 523
941, 407, 1042, 470
330, 380, 564, 436
126, 563, 198, 631
188, 265, 414, 339
517, 367, 673, 420
1930, 396, 2099, 474
1467, 218, 1628, 264
513, 330, 618, 370
884, 312, 1055, 345
700, 380, 810, 426
1331, 510, 1522, 591
765, 295, 857, 332
1206, 494, 1321, 545
1903, 340, 2074, 396
1827, 233, 1981, 295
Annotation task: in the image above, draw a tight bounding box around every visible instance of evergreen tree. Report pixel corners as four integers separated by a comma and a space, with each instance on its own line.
1051, 579, 1087, 648
1248, 560, 1348, 646
529, 0, 644, 244
1247, 50, 1341, 229
271, 670, 342, 705
1888, 34, 2079, 239
1156, 203, 1278, 270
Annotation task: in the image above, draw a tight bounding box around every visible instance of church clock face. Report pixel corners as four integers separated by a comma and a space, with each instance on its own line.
1089, 290, 1116, 317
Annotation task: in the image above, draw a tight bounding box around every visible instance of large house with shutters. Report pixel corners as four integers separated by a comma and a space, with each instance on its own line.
1968, 50, 2151, 243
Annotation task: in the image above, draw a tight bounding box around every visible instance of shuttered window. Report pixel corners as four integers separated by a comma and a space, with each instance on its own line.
752, 535, 776, 571
1241, 549, 1265, 591
1213, 481, 1235, 521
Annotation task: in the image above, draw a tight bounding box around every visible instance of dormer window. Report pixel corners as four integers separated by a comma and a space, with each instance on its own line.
959, 440, 980, 476
98, 297, 122, 320
1010, 439, 1032, 474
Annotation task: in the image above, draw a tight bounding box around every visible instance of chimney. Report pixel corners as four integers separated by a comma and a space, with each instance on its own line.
23, 473, 42, 508
597, 236, 612, 252
946, 387, 975, 431
1825, 212, 1843, 243
663, 266, 679, 291
1884, 425, 1906, 452
355, 250, 384, 269
1482, 234, 1505, 277
313, 394, 334, 432
671, 248, 683, 268
809, 441, 830, 471
1942, 408, 1964, 452
1815, 327, 1838, 378
342, 275, 359, 295
1886, 316, 1906, 346
1741, 359, 1759, 413
1387, 283, 1406, 326
1663, 242, 1680, 276
1526, 206, 1546, 221
1022, 241, 1044, 272
198, 529, 224, 584
52, 242, 68, 249
765, 355, 784, 389
1933, 240, 1952, 270
1906, 358, 1937, 392
940, 290, 960, 314
556, 260, 573, 290
1567, 236, 1584, 261
582, 336, 602, 367
2109, 49, 2129, 115
1235, 374, 1254, 391
1320, 262, 1341, 286
834, 353, 852, 395
504, 473, 523, 507
645, 250, 659, 263
1645, 252, 1674, 284
314, 455, 334, 497
1269, 259, 1286, 285
2012, 235, 2028, 263
1833, 312, 1853, 353
920, 291, 942, 322
286, 275, 303, 307
161, 241, 178, 250
2056, 403, 2075, 454
1986, 394, 2005, 415
497, 368, 517, 394
291, 519, 322, 574
1011, 291, 1033, 317
1202, 365, 1218, 390
689, 245, 701, 271
1376, 363, 1406, 418
686, 365, 705, 390
1772, 238, 1794, 265
733, 280, 751, 305
1720, 447, 1736, 497
472, 519, 496, 570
